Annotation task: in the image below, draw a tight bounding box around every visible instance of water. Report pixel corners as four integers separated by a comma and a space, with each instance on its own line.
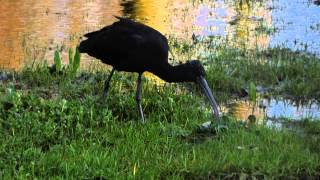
1, 0, 320, 69
227, 98, 320, 122
0, 0, 122, 69
270, 0, 320, 54
202, 98, 320, 130
266, 99, 320, 120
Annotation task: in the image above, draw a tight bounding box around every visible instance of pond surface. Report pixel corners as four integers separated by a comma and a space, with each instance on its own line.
1, 0, 320, 70
228, 99, 320, 122
216, 98, 319, 130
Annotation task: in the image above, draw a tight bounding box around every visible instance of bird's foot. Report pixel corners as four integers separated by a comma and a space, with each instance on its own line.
138, 104, 145, 123
199, 121, 228, 133
102, 89, 109, 99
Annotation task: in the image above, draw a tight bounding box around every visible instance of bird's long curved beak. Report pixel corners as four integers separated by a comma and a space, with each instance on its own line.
196, 76, 220, 120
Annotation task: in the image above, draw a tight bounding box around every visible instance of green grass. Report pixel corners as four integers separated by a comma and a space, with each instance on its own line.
1, 53, 320, 178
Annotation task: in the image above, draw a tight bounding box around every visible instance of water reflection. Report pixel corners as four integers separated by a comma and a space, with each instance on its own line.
270, 0, 320, 54
228, 101, 265, 122
0, 0, 319, 70
266, 99, 320, 120
228, 99, 320, 123
0, 0, 122, 70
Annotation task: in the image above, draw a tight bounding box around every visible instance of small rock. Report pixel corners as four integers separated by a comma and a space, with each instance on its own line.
201, 121, 212, 129
248, 114, 256, 124
3, 101, 14, 111
0, 72, 8, 81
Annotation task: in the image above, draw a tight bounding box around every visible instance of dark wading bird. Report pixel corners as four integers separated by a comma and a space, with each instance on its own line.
79, 16, 220, 122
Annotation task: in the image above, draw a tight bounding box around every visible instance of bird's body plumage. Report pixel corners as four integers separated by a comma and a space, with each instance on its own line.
80, 17, 169, 74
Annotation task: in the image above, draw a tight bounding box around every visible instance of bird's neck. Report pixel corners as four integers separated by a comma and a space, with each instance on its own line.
151, 63, 194, 83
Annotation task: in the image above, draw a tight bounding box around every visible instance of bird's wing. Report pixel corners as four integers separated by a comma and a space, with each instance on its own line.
84, 30, 102, 38
88, 21, 155, 53
81, 17, 169, 67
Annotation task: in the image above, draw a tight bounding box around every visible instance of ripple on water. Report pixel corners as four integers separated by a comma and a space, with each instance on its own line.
228, 98, 320, 122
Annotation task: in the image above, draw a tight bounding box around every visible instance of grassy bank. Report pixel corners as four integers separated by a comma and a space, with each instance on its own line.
1, 46, 320, 178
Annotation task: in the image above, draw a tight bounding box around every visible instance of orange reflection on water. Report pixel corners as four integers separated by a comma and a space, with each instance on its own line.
230, 0, 272, 49
0, 0, 122, 70
0, 0, 273, 70
228, 101, 265, 123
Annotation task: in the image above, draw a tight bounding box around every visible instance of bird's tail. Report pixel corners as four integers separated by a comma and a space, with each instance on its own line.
78, 39, 89, 53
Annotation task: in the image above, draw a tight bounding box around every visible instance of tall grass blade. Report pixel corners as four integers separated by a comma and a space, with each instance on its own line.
54, 50, 62, 72
69, 48, 73, 66
249, 82, 257, 105
73, 47, 81, 74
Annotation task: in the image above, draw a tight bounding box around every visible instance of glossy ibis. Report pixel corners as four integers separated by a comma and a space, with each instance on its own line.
79, 16, 220, 122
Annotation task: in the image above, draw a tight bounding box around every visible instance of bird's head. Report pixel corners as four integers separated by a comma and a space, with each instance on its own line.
183, 60, 206, 80
183, 60, 220, 120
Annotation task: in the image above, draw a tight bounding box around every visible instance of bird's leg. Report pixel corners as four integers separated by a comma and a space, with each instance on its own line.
103, 68, 115, 98
136, 73, 145, 123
